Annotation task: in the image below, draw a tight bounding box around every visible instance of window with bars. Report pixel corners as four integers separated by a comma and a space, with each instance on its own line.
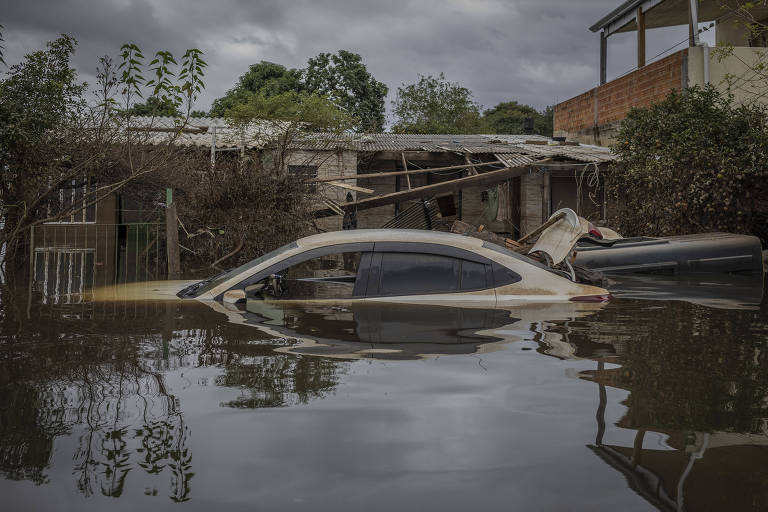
47, 180, 97, 224
288, 165, 319, 193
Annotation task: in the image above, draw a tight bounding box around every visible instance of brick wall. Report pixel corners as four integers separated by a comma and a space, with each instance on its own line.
554, 49, 686, 145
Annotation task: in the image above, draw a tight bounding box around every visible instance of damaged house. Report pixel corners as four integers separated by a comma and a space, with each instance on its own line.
171, 117, 615, 237
29, 115, 615, 302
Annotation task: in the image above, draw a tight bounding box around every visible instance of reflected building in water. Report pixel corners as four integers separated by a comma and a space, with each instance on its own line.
565, 295, 768, 512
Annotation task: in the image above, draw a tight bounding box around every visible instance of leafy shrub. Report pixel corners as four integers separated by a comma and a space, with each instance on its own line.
608, 86, 768, 243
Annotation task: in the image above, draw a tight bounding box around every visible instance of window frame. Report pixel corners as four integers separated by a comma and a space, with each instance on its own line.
235, 242, 374, 300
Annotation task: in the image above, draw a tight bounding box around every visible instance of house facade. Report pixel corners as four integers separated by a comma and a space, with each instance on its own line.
554, 0, 768, 145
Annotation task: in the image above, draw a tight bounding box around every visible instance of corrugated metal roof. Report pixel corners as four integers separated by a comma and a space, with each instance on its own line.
134, 116, 615, 163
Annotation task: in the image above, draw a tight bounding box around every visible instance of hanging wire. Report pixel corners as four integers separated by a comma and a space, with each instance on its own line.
609, 22, 716, 84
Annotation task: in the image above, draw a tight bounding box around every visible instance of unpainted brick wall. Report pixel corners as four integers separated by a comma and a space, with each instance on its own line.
554, 49, 686, 144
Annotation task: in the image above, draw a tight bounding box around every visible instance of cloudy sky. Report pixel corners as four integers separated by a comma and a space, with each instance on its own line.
0, 0, 714, 120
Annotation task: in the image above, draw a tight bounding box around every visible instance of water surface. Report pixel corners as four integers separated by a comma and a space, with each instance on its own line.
1, 276, 766, 511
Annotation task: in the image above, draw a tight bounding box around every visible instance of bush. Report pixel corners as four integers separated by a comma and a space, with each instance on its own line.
608, 86, 768, 243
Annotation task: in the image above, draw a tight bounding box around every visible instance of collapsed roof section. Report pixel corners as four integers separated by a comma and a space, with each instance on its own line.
130, 116, 615, 164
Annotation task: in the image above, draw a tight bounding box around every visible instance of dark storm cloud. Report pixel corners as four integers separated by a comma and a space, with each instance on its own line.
0, 0, 704, 120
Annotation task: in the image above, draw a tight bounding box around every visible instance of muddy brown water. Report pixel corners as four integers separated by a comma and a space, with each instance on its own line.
1, 275, 767, 511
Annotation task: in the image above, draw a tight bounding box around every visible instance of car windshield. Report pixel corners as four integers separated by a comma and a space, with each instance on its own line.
178, 241, 298, 298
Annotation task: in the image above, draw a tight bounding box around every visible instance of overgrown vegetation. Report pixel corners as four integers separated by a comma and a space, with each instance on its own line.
482, 101, 553, 136
211, 51, 387, 132
391, 73, 484, 134
391, 73, 553, 135
608, 85, 768, 243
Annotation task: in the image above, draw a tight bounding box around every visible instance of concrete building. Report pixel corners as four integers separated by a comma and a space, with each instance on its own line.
554, 0, 768, 145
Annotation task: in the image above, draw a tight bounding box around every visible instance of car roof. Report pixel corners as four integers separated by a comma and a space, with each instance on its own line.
296, 229, 484, 251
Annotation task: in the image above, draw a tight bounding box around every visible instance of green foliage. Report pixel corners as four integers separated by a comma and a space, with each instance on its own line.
212, 52, 386, 131
304, 50, 388, 132
0, 35, 86, 159
482, 101, 553, 136
392, 73, 483, 134
210, 61, 304, 116
125, 96, 180, 117
119, 44, 206, 118
609, 85, 768, 242
225, 90, 353, 133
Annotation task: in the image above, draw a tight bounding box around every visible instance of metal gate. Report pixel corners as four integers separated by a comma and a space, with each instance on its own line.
30, 222, 167, 304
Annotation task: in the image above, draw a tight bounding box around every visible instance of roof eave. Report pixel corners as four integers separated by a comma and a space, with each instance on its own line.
589, 0, 645, 32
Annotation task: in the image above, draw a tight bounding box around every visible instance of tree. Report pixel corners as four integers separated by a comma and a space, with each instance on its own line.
391, 73, 483, 134
304, 50, 387, 132
713, 2, 768, 105
212, 52, 386, 132
210, 61, 303, 116
482, 101, 553, 136
608, 85, 768, 243
125, 95, 180, 117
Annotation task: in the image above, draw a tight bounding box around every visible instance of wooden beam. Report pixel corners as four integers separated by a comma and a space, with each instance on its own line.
165, 188, 181, 279
637, 7, 646, 68
464, 155, 478, 176
323, 181, 374, 194
310, 160, 505, 183
400, 153, 412, 190
314, 165, 528, 217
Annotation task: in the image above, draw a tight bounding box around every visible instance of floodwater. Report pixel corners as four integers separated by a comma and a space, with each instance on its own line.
1, 275, 767, 511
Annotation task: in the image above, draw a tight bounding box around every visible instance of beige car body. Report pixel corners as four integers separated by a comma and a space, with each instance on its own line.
190, 229, 609, 305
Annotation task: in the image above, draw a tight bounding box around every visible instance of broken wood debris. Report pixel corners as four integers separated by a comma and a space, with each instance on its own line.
310, 160, 505, 183
323, 181, 374, 194
315, 164, 529, 217
450, 220, 523, 251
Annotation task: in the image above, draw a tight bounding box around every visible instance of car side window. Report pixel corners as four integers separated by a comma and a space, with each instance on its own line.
460, 260, 488, 291
250, 251, 365, 300
377, 253, 459, 296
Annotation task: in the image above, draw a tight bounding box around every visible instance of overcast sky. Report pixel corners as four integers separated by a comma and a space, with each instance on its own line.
0, 0, 715, 121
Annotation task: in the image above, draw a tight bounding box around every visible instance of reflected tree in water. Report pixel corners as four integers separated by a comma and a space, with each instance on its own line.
216, 353, 347, 409
578, 301, 768, 434
0, 298, 348, 500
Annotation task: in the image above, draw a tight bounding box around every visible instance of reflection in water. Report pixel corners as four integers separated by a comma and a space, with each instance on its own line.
0, 293, 349, 502
607, 273, 765, 310
1, 274, 767, 510
558, 297, 768, 512
244, 300, 606, 360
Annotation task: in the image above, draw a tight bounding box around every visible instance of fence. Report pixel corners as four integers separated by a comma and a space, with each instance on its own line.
30, 222, 167, 305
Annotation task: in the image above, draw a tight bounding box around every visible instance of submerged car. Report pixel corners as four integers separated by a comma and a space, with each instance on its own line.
176, 229, 610, 305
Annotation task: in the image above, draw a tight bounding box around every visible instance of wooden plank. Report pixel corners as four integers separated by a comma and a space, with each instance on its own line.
323, 181, 374, 194
314, 165, 529, 217
165, 193, 181, 279
401, 153, 412, 190
310, 160, 505, 183
464, 155, 478, 176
